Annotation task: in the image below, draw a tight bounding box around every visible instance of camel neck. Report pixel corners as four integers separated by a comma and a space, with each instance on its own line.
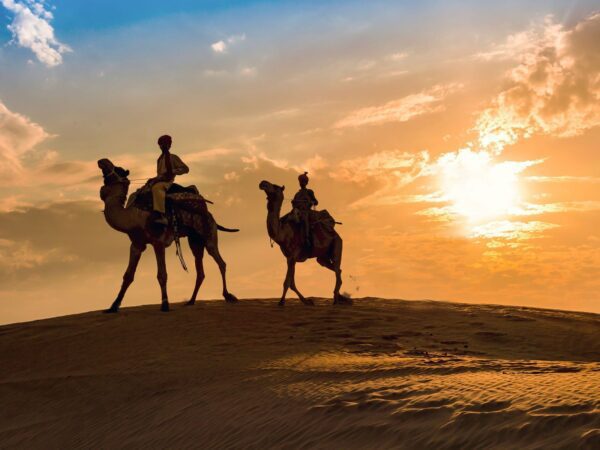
103, 196, 134, 233
266, 198, 282, 243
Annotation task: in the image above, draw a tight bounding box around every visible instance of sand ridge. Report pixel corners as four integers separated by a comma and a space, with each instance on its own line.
0, 298, 599, 449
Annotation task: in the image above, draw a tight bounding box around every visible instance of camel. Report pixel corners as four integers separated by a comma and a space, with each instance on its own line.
258, 180, 352, 306
98, 158, 238, 313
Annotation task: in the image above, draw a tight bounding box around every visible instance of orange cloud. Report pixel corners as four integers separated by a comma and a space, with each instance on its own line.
333, 84, 461, 128
475, 13, 600, 153
330, 150, 431, 207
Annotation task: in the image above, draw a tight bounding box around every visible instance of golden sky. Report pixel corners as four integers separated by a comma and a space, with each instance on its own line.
0, 1, 598, 323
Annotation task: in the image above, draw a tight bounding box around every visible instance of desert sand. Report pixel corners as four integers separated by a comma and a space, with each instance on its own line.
1, 298, 599, 449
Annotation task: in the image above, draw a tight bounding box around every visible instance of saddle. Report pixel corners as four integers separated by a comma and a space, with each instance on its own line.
282, 209, 337, 227
126, 182, 208, 214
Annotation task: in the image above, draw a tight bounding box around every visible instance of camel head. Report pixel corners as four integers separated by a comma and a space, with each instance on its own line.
259, 180, 285, 203
98, 158, 130, 203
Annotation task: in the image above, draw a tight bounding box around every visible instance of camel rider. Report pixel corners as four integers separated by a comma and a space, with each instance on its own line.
292, 172, 318, 248
152, 135, 189, 225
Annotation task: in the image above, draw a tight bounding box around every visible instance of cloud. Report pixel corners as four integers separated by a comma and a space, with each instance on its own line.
510, 201, 600, 216
474, 16, 563, 62
242, 151, 328, 175
331, 150, 430, 184
0, 238, 76, 272
387, 52, 408, 61
240, 66, 257, 77
0, 201, 120, 286
526, 175, 600, 184
334, 84, 461, 128
475, 13, 600, 153
223, 171, 239, 181
469, 220, 559, 240
211, 40, 226, 53
330, 150, 431, 207
210, 33, 246, 54
1, 0, 71, 67
0, 99, 49, 182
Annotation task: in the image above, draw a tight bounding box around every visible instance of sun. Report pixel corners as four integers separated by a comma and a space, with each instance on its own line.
438, 148, 522, 222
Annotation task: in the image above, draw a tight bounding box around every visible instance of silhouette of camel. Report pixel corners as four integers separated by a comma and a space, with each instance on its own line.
98, 158, 238, 313
259, 180, 351, 306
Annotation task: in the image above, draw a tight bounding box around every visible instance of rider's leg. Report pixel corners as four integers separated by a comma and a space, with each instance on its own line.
151, 182, 170, 224
303, 212, 311, 248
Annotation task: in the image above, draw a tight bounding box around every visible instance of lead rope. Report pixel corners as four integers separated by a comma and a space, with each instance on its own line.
171, 208, 188, 272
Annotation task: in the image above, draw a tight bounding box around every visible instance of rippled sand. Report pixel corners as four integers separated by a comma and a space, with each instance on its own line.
1, 298, 598, 448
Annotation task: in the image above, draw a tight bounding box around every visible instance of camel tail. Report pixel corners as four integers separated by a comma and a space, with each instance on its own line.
217, 224, 240, 232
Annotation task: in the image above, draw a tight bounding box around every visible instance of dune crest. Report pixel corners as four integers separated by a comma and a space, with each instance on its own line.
1, 298, 598, 448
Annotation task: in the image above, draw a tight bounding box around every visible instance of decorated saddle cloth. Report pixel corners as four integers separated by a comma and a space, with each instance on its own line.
127, 182, 214, 236
126, 182, 207, 214
281, 209, 337, 229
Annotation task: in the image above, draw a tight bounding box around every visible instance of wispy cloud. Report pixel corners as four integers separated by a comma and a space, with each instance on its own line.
240, 66, 257, 77
0, 238, 76, 271
1, 0, 71, 67
334, 84, 461, 128
331, 150, 430, 184
526, 175, 600, 184
330, 150, 432, 207
469, 220, 559, 240
386, 52, 408, 61
0, 99, 49, 183
242, 151, 327, 175
211, 33, 246, 54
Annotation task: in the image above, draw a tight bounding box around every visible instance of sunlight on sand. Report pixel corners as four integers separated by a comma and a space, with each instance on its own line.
1, 299, 597, 448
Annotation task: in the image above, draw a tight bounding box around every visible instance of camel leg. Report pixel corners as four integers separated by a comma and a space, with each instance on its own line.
186, 235, 205, 306
317, 238, 351, 305
105, 243, 145, 313
153, 243, 170, 312
286, 258, 314, 306
279, 259, 292, 306
205, 238, 238, 303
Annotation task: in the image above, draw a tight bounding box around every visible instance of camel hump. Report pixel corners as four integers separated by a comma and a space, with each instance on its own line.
312, 209, 337, 228
217, 224, 240, 233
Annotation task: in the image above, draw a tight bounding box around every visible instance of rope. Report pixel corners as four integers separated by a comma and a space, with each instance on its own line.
171, 209, 188, 272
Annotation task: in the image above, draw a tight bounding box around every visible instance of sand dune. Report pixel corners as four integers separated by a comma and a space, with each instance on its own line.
1, 298, 599, 449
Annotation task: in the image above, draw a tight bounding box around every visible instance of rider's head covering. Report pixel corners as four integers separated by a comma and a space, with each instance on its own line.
298, 172, 309, 185
157, 134, 172, 148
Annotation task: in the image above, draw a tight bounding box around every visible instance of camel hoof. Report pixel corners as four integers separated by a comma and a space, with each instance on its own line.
278, 299, 285, 306
334, 295, 353, 305
103, 308, 118, 314
224, 293, 238, 303
186, 299, 196, 306
301, 297, 315, 306
161, 303, 170, 312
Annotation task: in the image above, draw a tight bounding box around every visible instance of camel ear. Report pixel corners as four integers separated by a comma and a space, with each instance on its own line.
282, 185, 285, 191
114, 167, 129, 178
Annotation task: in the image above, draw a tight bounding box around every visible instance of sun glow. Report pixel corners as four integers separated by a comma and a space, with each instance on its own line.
437, 148, 525, 222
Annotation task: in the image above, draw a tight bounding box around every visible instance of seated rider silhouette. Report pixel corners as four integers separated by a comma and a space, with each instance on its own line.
151, 135, 189, 225
292, 172, 318, 248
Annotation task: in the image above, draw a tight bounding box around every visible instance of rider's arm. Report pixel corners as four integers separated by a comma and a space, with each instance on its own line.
171, 155, 189, 176
308, 189, 318, 206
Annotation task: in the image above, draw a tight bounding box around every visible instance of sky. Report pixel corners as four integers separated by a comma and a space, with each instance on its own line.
0, 0, 598, 324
